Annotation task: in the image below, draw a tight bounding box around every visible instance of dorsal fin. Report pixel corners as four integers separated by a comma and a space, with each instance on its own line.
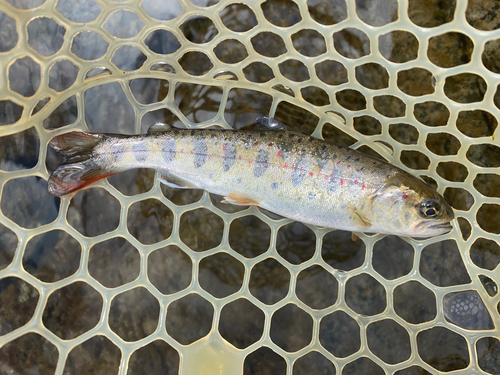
147, 122, 173, 134
255, 117, 291, 131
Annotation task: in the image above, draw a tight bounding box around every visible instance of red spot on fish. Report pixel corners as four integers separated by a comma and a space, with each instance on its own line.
336, 161, 341, 165
300, 166, 304, 170
249, 160, 252, 165
354, 179, 358, 184
239, 155, 242, 160
340, 179, 344, 186
268, 142, 273, 146
223, 144, 226, 151
277, 150, 282, 157
292, 164, 296, 169
325, 175, 329, 180
254, 142, 258, 146
362, 184, 366, 190
402, 193, 409, 199
283, 163, 288, 168
347, 165, 351, 168
318, 170, 322, 175
309, 172, 314, 177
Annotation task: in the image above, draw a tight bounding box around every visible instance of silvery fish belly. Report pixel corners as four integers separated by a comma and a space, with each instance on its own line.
48, 118, 454, 237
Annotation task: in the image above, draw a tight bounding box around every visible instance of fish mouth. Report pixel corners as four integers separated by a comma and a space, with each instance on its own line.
410, 222, 453, 239
427, 222, 453, 233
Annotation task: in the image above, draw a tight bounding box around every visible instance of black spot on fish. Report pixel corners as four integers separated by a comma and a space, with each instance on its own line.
321, 145, 327, 150
132, 142, 148, 162
332, 154, 337, 159
298, 138, 303, 143
308, 192, 316, 200
271, 182, 279, 190
191, 130, 196, 136
278, 135, 283, 139
223, 142, 236, 171
355, 158, 360, 162
289, 134, 295, 138
194, 138, 207, 168
254, 149, 269, 177
308, 138, 314, 142
211, 134, 216, 139
291, 157, 307, 186
260, 133, 265, 137
237, 178, 242, 184
174, 130, 180, 135
162, 138, 176, 163
346, 156, 351, 161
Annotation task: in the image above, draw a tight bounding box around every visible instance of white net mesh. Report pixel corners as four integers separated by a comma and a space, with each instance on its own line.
0, 0, 499, 374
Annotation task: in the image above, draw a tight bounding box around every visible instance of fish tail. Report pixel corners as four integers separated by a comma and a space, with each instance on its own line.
48, 132, 113, 197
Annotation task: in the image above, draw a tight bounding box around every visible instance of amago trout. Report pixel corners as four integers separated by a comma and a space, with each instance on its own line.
48, 117, 454, 237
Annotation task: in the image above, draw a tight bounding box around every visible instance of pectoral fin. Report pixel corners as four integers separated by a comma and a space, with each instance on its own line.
349, 207, 372, 228
222, 193, 259, 206
158, 173, 199, 189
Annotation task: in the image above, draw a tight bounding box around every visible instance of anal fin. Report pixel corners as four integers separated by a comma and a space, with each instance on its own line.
222, 193, 259, 206
158, 173, 199, 189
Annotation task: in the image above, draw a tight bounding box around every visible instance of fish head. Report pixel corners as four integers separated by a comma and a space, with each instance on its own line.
370, 172, 454, 237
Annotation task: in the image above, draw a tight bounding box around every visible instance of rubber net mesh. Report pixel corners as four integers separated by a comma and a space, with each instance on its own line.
0, 0, 500, 374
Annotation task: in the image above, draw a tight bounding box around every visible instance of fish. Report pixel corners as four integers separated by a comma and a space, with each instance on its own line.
47, 117, 454, 237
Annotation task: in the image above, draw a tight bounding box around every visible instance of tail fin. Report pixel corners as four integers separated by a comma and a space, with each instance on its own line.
48, 132, 113, 197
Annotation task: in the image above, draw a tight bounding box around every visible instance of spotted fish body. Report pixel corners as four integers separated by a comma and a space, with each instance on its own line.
48, 120, 454, 237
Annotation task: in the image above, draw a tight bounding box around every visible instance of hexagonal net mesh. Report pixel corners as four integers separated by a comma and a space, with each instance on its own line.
0, 0, 500, 374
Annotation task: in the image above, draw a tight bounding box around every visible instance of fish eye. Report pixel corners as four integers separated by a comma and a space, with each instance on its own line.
419, 200, 441, 218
